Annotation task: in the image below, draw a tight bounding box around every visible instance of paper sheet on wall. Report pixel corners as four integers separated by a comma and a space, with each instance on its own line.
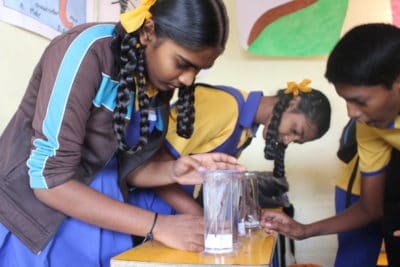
236, 0, 348, 57
0, 0, 94, 39
97, 0, 142, 22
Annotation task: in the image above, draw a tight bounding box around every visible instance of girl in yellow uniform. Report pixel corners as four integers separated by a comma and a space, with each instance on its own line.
129, 81, 331, 221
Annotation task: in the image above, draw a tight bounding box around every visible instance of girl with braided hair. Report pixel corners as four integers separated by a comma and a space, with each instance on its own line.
128, 80, 331, 223
125, 80, 330, 266
263, 79, 330, 179
0, 1, 244, 266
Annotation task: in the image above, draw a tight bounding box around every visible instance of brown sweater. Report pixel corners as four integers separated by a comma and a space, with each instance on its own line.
0, 23, 168, 254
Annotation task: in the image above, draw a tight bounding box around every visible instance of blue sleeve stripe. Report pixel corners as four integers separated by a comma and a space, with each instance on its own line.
239, 91, 263, 129
27, 24, 115, 189
93, 73, 119, 111
93, 74, 134, 119
360, 165, 388, 177
164, 141, 180, 159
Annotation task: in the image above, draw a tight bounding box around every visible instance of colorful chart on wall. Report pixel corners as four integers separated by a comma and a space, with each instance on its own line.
236, 0, 348, 57
0, 0, 93, 39
392, 0, 400, 27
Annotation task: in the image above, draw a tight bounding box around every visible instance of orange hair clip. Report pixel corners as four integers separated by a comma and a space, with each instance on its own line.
120, 0, 156, 33
284, 79, 312, 96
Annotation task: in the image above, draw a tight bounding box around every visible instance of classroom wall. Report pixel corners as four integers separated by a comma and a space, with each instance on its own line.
0, 1, 392, 265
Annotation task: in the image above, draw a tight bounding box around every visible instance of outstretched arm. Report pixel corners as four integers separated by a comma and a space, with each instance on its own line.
127, 147, 245, 187
260, 172, 384, 240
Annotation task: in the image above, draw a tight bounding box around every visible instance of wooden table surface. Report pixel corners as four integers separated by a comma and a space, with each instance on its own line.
111, 229, 277, 267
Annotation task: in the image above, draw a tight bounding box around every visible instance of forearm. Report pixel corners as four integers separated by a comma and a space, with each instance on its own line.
34, 179, 157, 237
126, 150, 244, 187
128, 159, 175, 187
305, 172, 385, 238
303, 201, 382, 238
262, 174, 384, 240
155, 184, 203, 216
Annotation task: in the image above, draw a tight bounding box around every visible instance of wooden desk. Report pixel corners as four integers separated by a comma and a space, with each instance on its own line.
111, 229, 277, 267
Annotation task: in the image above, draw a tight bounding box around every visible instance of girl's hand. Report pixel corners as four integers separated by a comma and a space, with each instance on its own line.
153, 214, 205, 251
260, 210, 307, 240
393, 230, 400, 237
170, 152, 246, 184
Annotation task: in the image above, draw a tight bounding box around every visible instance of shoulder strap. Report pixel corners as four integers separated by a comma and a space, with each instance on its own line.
337, 118, 357, 163
117, 101, 169, 181
345, 156, 359, 208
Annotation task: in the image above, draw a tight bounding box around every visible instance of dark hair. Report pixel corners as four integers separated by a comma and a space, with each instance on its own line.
111, 0, 229, 154
264, 89, 331, 178
325, 23, 400, 89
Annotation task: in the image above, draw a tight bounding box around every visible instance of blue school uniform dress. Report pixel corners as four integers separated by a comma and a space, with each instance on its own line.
334, 119, 382, 267
0, 107, 164, 267
128, 84, 263, 215
0, 23, 166, 267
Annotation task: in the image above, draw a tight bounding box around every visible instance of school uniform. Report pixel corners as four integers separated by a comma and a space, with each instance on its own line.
129, 84, 263, 215
356, 117, 400, 266
0, 23, 169, 267
334, 119, 383, 267
334, 156, 382, 267
357, 119, 400, 175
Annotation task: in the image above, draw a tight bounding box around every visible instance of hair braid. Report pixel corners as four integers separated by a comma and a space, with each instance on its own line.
113, 33, 134, 152
176, 85, 195, 138
273, 143, 287, 178
264, 90, 292, 177
131, 46, 150, 152
113, 29, 150, 155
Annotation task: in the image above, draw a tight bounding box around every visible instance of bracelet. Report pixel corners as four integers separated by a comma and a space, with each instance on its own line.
142, 212, 158, 243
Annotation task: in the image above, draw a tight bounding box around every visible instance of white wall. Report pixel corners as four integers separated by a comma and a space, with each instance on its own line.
0, 0, 392, 265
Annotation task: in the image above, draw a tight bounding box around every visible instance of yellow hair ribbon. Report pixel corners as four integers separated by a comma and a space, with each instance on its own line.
284, 79, 312, 96
120, 0, 156, 33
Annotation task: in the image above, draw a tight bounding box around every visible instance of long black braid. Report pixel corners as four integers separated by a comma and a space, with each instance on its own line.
111, 24, 150, 154
150, 0, 228, 139
176, 84, 195, 138
264, 90, 292, 178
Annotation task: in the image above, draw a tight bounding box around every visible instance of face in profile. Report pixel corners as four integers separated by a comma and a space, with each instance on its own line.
262, 96, 319, 145
277, 111, 318, 145
145, 39, 222, 91
141, 33, 222, 92
335, 83, 400, 128
262, 111, 318, 145
139, 19, 223, 92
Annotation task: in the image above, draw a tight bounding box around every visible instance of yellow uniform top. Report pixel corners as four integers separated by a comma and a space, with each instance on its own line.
357, 117, 400, 176
165, 83, 263, 158
336, 154, 361, 195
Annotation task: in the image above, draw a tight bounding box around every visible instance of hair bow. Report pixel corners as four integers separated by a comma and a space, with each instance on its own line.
120, 0, 156, 33
284, 79, 312, 96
